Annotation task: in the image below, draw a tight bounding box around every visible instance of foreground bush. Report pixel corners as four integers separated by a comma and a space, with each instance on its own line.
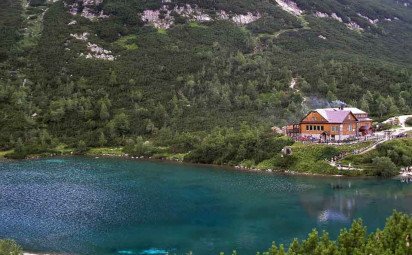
1, 212, 411, 255
0, 239, 22, 255
221, 211, 412, 255
372, 156, 399, 177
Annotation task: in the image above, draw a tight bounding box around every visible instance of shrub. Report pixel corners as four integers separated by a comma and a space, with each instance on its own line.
375, 122, 394, 131
123, 137, 158, 157
372, 156, 398, 177
28, 0, 46, 6
0, 239, 22, 255
74, 140, 88, 155
5, 137, 60, 159
405, 117, 412, 127
5, 138, 28, 159
377, 139, 412, 166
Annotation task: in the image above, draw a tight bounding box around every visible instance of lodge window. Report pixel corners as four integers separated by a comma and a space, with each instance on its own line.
306, 125, 324, 131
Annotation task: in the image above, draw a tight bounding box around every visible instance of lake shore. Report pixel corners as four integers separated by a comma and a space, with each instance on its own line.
3, 137, 409, 179
1, 148, 360, 179
24, 253, 56, 255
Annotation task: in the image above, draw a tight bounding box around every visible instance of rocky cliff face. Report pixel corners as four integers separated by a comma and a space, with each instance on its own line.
141, 6, 261, 29
66, 0, 108, 20
62, 0, 410, 32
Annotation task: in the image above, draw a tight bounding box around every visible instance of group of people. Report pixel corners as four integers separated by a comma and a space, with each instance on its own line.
330, 152, 351, 163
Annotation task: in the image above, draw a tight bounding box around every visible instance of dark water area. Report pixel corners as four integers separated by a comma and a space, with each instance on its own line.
0, 157, 411, 255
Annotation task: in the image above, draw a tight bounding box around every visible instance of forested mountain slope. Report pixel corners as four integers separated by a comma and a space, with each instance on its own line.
0, 0, 412, 149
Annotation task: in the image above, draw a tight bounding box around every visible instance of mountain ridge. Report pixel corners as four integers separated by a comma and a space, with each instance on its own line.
0, 0, 411, 150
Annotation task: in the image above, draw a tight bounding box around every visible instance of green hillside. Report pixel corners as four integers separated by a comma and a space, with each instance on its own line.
1, 0, 412, 152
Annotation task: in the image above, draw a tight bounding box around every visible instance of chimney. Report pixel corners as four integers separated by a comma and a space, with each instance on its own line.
339, 105, 344, 110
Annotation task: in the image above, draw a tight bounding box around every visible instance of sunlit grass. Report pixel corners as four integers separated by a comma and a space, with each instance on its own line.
157, 28, 167, 34
115, 35, 138, 50
188, 21, 207, 28
0, 150, 13, 158
87, 147, 124, 156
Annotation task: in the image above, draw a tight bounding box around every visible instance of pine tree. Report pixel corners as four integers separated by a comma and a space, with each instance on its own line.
109, 69, 118, 87
98, 132, 107, 147
75, 140, 88, 154
99, 102, 110, 120
14, 138, 24, 155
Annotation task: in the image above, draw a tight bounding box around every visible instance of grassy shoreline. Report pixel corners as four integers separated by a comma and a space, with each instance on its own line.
0, 148, 350, 178
0, 140, 380, 177
2, 136, 410, 178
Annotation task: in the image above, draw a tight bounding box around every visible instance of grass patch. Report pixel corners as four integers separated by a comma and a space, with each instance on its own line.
188, 21, 207, 29
114, 35, 138, 50
0, 150, 13, 158
250, 141, 374, 175
286, 141, 372, 174
157, 28, 167, 34
55, 144, 74, 154
289, 144, 339, 174
19, 3, 47, 50
87, 147, 124, 156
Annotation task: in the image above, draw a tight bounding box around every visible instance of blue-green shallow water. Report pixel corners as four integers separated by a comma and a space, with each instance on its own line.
0, 157, 412, 255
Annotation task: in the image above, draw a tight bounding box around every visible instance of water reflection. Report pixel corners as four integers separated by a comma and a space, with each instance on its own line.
400, 176, 412, 183
300, 190, 354, 223
318, 210, 350, 223
299, 178, 412, 225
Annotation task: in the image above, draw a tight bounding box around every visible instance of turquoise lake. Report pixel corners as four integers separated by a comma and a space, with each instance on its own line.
0, 157, 411, 255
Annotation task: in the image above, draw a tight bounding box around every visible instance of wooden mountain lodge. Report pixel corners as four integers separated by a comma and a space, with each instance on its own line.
286, 107, 373, 141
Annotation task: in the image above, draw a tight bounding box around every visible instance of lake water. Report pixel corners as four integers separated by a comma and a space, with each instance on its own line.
0, 157, 411, 255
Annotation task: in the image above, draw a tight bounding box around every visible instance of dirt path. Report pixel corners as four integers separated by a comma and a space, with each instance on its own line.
355, 138, 387, 155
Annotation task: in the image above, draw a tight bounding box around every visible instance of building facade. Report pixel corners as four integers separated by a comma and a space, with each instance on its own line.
287, 107, 373, 141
